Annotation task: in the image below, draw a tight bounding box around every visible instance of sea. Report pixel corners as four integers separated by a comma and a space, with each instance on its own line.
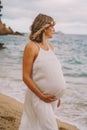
0, 33, 87, 130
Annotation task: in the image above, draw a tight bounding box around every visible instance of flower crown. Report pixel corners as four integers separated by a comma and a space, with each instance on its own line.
32, 21, 55, 40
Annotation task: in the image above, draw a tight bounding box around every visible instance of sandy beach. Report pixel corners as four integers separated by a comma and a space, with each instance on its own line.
0, 93, 79, 130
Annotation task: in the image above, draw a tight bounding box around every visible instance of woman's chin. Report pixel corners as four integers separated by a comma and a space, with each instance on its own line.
48, 35, 53, 38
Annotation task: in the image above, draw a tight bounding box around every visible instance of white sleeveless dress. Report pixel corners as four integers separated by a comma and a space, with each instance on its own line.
19, 44, 66, 130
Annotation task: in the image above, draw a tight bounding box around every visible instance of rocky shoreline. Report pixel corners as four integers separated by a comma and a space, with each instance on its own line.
0, 20, 24, 35
0, 43, 6, 49
0, 93, 79, 130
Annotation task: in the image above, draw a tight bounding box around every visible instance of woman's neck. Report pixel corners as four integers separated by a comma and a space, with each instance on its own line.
41, 33, 47, 46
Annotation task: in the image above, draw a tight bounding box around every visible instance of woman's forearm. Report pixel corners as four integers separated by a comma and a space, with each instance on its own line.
23, 75, 43, 98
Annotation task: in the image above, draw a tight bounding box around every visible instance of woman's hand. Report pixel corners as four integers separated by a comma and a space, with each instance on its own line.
40, 93, 57, 103
57, 98, 61, 107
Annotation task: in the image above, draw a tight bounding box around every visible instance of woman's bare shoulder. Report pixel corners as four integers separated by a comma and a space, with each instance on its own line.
24, 41, 37, 50
24, 41, 38, 55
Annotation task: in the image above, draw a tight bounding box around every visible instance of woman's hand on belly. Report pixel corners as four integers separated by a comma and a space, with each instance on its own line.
40, 93, 57, 103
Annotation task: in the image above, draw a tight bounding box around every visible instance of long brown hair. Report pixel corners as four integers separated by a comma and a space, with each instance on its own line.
29, 13, 54, 43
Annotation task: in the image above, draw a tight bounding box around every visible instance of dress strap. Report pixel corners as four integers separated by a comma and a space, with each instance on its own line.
47, 44, 50, 49
35, 43, 51, 51
47, 43, 52, 50
35, 43, 40, 51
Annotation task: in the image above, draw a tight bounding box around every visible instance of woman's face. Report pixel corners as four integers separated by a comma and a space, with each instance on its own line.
44, 26, 55, 38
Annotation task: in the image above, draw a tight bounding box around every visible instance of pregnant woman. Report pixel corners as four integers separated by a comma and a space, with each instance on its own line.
19, 13, 66, 130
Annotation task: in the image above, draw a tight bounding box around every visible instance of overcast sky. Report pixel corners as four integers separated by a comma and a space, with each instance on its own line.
1, 0, 87, 34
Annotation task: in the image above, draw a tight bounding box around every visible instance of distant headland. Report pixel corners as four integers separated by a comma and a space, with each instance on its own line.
54, 31, 64, 35
0, 0, 23, 35
0, 20, 24, 35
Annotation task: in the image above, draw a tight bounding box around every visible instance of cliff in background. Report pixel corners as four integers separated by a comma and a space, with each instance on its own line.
0, 20, 23, 35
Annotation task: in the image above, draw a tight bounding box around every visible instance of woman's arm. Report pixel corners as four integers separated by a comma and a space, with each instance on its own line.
23, 42, 56, 103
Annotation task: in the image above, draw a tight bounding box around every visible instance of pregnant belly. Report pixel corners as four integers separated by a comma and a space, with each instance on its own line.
34, 75, 66, 98
32, 62, 66, 98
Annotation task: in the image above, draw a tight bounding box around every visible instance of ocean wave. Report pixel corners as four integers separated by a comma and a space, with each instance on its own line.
66, 81, 87, 85
64, 72, 87, 77
63, 66, 72, 70
66, 57, 83, 65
